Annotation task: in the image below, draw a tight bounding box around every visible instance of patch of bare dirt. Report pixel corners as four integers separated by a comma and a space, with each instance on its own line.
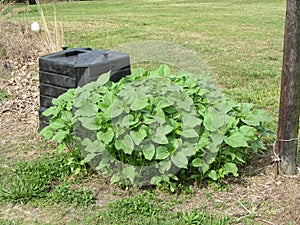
177, 164, 300, 225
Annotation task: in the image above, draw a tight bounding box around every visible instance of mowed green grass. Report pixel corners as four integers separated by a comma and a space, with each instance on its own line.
20, 0, 285, 127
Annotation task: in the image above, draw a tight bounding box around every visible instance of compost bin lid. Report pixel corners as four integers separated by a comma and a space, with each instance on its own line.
39, 48, 93, 67
40, 48, 129, 68
75, 49, 130, 68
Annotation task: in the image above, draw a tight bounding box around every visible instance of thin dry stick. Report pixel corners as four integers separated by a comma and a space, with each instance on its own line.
36, 0, 64, 52
260, 219, 276, 225
59, 21, 64, 49
53, 5, 59, 51
37, 1, 51, 43
231, 196, 252, 215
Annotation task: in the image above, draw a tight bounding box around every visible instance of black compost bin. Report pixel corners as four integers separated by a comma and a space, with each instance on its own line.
39, 47, 131, 130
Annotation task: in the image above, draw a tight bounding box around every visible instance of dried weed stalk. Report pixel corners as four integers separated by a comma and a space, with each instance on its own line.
0, 1, 64, 70
36, 0, 64, 52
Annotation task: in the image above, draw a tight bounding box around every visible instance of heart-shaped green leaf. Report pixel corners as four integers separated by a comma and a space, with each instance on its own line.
142, 143, 155, 160
156, 146, 170, 160
130, 98, 149, 111
171, 151, 188, 168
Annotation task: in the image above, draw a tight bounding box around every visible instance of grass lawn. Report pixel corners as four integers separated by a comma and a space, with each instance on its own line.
1, 1, 299, 225
20, 0, 285, 119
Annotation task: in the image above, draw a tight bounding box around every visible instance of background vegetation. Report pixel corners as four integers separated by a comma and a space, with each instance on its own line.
20, 0, 284, 116
1, 1, 299, 224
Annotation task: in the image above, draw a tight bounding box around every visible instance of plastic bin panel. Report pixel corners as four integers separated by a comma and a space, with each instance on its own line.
40, 84, 68, 97
40, 95, 54, 108
40, 71, 77, 88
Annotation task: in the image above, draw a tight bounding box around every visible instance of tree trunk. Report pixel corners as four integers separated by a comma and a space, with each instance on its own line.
277, 0, 300, 175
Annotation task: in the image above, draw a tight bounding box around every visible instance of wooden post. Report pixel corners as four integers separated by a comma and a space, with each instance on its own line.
277, 0, 300, 175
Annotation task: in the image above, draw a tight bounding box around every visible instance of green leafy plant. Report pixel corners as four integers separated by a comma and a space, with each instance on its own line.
12, 154, 70, 183
100, 192, 178, 224
106, 192, 166, 218
51, 183, 94, 206
0, 154, 67, 204
0, 175, 46, 204
39, 89, 87, 176
0, 153, 94, 205
96, 192, 229, 225
180, 210, 229, 225
40, 65, 272, 189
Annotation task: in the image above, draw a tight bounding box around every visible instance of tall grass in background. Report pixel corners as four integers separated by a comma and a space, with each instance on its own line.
0, 0, 64, 60
36, 0, 64, 53
0, 1, 39, 66
0, 0, 64, 105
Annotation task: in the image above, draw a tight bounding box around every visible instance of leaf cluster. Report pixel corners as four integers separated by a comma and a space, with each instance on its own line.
40, 65, 273, 189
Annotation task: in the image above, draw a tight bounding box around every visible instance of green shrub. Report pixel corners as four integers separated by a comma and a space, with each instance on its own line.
40, 65, 273, 189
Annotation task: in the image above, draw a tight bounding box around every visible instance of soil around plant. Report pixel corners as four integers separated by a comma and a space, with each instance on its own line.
0, 21, 299, 225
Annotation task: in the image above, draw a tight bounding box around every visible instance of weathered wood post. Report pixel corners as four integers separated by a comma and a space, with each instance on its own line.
277, 0, 300, 175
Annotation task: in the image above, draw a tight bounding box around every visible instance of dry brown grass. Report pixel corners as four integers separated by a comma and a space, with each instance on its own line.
0, 21, 41, 64
0, 1, 64, 62
36, 0, 64, 52
0, 0, 64, 86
